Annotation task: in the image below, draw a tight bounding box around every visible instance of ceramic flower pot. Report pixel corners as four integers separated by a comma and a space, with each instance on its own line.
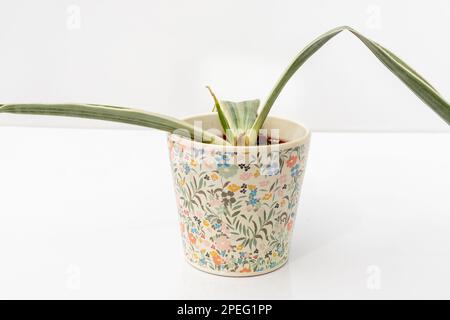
168, 114, 310, 276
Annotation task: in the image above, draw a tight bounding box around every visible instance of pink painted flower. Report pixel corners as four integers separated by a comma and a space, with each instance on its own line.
259, 180, 269, 187
277, 189, 285, 198
194, 211, 205, 219
200, 239, 212, 249
222, 224, 230, 236
239, 171, 253, 181
215, 235, 231, 251
209, 198, 222, 208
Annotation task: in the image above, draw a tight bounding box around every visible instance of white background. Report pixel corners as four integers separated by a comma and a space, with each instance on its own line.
0, 1, 449, 300
1, 129, 449, 299
0, 0, 449, 131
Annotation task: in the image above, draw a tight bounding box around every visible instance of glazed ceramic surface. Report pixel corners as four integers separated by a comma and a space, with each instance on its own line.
168, 114, 310, 276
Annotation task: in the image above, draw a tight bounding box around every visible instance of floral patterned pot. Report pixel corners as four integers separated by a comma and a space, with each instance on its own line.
168, 114, 310, 276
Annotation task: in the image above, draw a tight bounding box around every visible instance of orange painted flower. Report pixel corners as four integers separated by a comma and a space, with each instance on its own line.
190, 159, 198, 167
188, 233, 196, 244
203, 220, 210, 227
248, 184, 256, 191
211, 252, 224, 265
286, 154, 298, 168
253, 170, 260, 178
210, 173, 219, 181
287, 219, 293, 231
240, 268, 251, 273
227, 184, 240, 193
262, 193, 272, 201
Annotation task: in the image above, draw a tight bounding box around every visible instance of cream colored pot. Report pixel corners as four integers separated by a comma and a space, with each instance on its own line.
168, 114, 310, 276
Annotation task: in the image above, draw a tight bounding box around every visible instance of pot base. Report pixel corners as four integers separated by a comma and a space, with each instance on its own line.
184, 257, 289, 277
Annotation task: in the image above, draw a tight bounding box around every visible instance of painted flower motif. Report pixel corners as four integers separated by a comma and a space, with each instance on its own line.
262, 193, 272, 201
208, 198, 222, 208
216, 153, 232, 168
210, 173, 219, 181
211, 251, 225, 265
178, 178, 186, 187
253, 170, 260, 178
194, 211, 204, 219
183, 163, 191, 174
262, 163, 279, 176
248, 188, 259, 206
259, 180, 269, 187
190, 159, 198, 167
287, 219, 294, 231
188, 233, 196, 244
227, 184, 240, 193
290, 164, 300, 177
239, 171, 253, 181
286, 154, 298, 168
216, 236, 231, 251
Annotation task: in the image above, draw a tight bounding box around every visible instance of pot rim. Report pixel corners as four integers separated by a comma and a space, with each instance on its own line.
170, 113, 310, 151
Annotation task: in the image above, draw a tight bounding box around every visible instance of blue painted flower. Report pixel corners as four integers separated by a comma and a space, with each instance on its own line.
216, 153, 231, 168
263, 163, 279, 176
290, 164, 300, 177
183, 163, 191, 174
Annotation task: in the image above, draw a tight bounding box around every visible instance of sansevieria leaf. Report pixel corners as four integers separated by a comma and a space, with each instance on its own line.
249, 26, 450, 144
207, 86, 260, 145
0, 103, 229, 145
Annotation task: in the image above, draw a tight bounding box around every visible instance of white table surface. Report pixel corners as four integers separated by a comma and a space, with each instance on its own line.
0, 127, 449, 299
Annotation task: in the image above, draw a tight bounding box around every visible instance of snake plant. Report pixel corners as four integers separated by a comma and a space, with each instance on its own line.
0, 26, 449, 145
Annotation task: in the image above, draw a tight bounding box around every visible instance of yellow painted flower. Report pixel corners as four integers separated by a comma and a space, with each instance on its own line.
210, 173, 219, 181
236, 244, 244, 251
178, 178, 186, 187
190, 159, 198, 167
203, 220, 210, 227
263, 193, 272, 201
254, 170, 260, 178
248, 184, 256, 191
227, 184, 240, 193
